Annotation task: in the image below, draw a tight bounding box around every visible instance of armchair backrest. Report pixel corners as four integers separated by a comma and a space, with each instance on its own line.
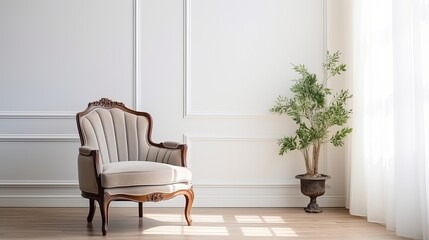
76, 98, 180, 165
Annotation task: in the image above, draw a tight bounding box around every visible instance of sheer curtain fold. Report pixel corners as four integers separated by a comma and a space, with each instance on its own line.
349, 0, 429, 239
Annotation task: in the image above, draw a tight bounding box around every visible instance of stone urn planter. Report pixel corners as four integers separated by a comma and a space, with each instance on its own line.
296, 174, 331, 213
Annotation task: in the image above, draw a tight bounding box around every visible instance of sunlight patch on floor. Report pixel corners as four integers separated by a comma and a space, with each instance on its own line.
143, 213, 295, 237
192, 214, 225, 223
272, 227, 299, 237
145, 214, 225, 223
143, 226, 229, 236
235, 215, 286, 224
241, 227, 272, 236
235, 215, 264, 223
262, 216, 286, 223
240, 227, 298, 237
145, 214, 183, 222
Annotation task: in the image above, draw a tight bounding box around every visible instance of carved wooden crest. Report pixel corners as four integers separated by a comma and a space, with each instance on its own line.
146, 193, 164, 202
88, 98, 125, 108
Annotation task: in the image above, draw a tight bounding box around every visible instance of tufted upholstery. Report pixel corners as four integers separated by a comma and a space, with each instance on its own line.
79, 108, 182, 166
76, 98, 194, 236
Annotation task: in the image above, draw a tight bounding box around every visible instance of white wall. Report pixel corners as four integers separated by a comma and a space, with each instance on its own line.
0, 0, 348, 207
0, 0, 135, 206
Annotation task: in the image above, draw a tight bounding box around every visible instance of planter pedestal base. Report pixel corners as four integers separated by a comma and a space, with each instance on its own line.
304, 197, 322, 213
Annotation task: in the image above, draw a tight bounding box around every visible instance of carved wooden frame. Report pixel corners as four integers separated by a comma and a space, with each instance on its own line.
76, 98, 194, 235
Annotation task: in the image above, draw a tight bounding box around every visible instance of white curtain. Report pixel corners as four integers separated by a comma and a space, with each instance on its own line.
348, 0, 429, 239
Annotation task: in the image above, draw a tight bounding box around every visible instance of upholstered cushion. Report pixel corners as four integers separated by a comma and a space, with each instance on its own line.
101, 161, 192, 188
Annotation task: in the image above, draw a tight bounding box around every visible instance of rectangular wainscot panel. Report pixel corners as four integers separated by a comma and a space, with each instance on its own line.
184, 136, 343, 207
0, 0, 135, 112
185, 0, 324, 117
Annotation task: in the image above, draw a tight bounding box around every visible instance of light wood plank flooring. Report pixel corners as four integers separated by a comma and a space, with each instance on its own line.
0, 207, 409, 240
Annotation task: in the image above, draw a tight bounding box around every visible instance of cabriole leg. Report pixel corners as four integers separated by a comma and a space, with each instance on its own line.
98, 195, 111, 236
87, 199, 96, 223
184, 189, 194, 226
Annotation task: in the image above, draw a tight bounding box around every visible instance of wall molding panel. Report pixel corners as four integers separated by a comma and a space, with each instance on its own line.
0, 181, 78, 188
0, 195, 344, 208
183, 135, 283, 172
0, 181, 342, 207
183, 134, 330, 183
0, 112, 75, 119
0, 134, 79, 142
184, 0, 327, 119
0, 180, 82, 207
0, 0, 141, 113
133, 0, 141, 111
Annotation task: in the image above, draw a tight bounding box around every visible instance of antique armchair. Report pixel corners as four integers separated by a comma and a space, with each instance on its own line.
76, 98, 194, 235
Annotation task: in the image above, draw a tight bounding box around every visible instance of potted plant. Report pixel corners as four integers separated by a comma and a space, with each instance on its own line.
270, 51, 352, 213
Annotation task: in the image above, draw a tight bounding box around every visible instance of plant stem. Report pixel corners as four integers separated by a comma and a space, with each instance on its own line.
313, 142, 321, 175
302, 149, 311, 175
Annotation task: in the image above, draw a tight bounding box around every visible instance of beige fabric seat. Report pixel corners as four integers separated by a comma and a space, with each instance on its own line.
101, 161, 192, 188
76, 98, 194, 236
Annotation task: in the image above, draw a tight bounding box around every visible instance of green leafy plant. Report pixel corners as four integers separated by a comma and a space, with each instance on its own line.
270, 51, 352, 177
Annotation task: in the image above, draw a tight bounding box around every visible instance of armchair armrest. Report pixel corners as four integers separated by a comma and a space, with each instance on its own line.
148, 142, 188, 167
77, 146, 101, 194
79, 146, 98, 156
162, 141, 180, 149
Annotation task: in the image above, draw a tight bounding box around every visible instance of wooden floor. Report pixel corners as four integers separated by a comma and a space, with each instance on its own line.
0, 207, 409, 240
